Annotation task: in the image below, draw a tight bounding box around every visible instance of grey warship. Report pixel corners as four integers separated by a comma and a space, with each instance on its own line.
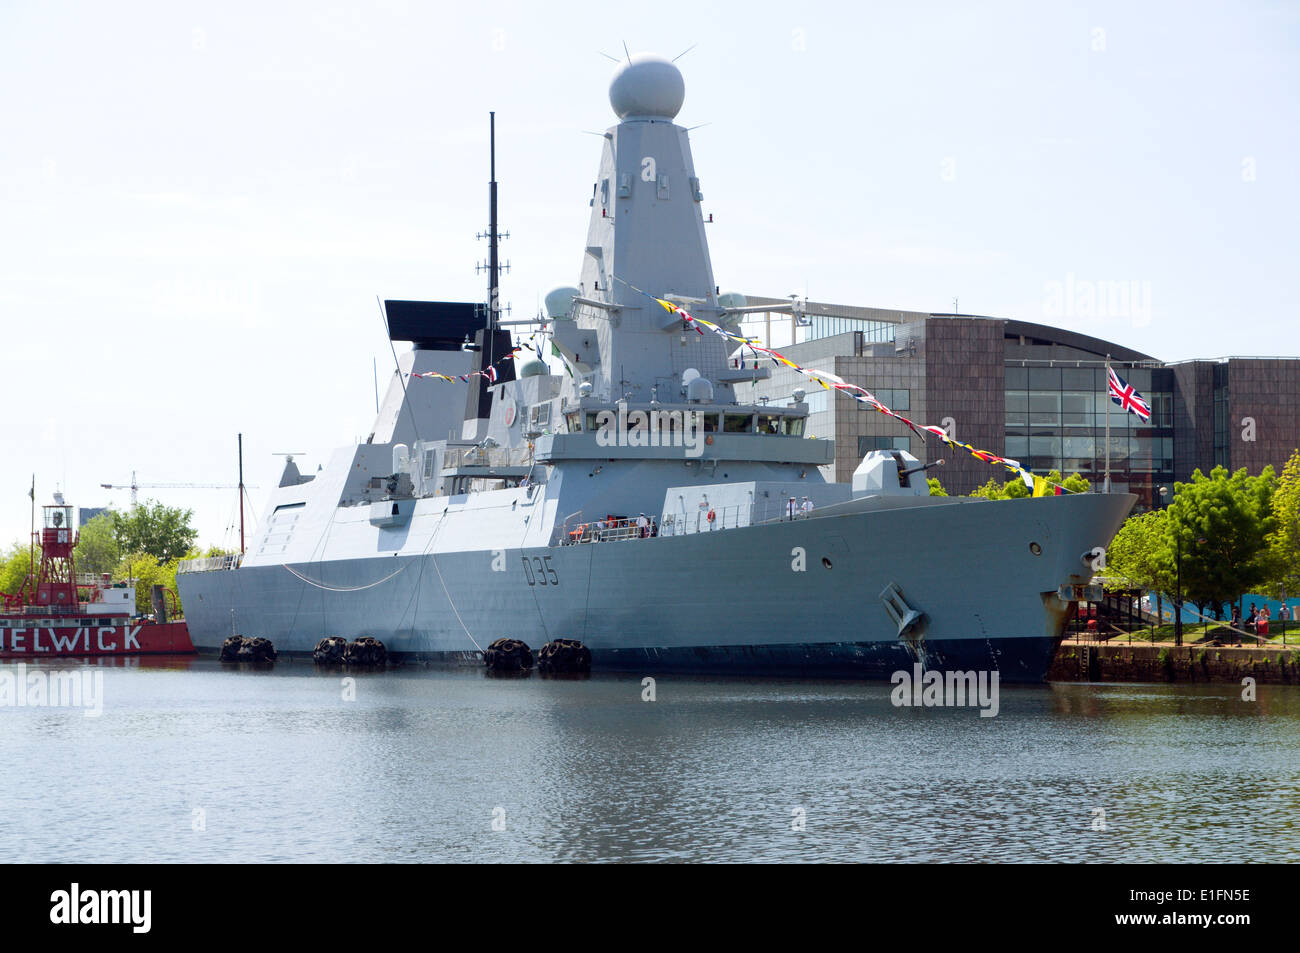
178, 53, 1134, 681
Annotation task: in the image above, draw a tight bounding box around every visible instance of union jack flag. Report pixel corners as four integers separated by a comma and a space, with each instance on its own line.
1107, 366, 1151, 421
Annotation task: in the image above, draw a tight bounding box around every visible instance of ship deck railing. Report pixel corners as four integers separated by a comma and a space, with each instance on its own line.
658, 500, 818, 536
555, 516, 659, 546
553, 499, 822, 545
177, 554, 243, 574
4, 604, 87, 618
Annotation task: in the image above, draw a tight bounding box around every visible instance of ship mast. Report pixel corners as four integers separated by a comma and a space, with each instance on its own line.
462, 112, 514, 440
238, 432, 245, 556
488, 111, 499, 329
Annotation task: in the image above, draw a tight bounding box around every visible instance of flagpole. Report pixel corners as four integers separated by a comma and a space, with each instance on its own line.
1104, 355, 1112, 494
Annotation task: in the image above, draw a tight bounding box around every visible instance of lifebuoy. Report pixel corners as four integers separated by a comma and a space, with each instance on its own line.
706, 508, 716, 523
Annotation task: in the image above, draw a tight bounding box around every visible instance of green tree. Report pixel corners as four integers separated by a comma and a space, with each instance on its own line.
970, 475, 1030, 499
114, 500, 197, 563
116, 552, 169, 615
0, 540, 38, 601
73, 511, 121, 577
1105, 509, 1175, 595
1043, 469, 1091, 495
1267, 448, 1300, 598
970, 477, 1009, 500
927, 477, 948, 497
969, 470, 1088, 500
1165, 465, 1277, 615
118, 545, 235, 616
1063, 473, 1091, 494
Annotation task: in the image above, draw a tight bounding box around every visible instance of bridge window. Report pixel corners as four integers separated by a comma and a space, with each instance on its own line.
724, 413, 754, 433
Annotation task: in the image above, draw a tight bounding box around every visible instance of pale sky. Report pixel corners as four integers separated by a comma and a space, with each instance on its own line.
3, 0, 1297, 548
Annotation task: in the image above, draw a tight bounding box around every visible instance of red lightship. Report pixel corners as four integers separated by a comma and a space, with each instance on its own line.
1, 495, 194, 658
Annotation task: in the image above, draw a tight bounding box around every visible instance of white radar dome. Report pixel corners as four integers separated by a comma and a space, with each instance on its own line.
544, 286, 579, 321
686, 377, 714, 403
609, 53, 685, 120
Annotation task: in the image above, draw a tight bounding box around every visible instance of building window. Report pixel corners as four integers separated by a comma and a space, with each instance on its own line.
1213, 384, 1230, 469
871, 388, 910, 411
1006, 363, 1173, 484
738, 312, 896, 348
1029, 393, 1060, 426
858, 436, 911, 456
1005, 393, 1027, 427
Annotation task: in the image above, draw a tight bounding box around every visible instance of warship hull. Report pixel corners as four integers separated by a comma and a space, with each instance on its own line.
178, 60, 1138, 683
178, 491, 1130, 682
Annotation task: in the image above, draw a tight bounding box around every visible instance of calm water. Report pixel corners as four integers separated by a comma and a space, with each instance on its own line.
2, 658, 1298, 863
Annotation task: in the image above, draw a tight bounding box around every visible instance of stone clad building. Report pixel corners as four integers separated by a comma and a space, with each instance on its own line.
734, 295, 1300, 507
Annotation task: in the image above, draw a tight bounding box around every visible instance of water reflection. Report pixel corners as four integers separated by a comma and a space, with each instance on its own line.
1, 660, 1297, 862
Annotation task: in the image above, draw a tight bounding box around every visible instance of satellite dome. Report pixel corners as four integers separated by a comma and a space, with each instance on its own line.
609, 53, 685, 120
544, 286, 579, 320
518, 357, 548, 378
686, 377, 714, 403
718, 292, 747, 310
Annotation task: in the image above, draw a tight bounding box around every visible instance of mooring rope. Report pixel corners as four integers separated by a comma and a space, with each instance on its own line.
429, 548, 483, 653
281, 562, 406, 592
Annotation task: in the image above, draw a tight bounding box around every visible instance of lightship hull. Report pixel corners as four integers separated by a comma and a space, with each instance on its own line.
0, 620, 194, 659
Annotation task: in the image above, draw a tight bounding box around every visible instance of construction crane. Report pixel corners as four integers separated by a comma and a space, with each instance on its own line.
101, 436, 261, 555
100, 471, 258, 506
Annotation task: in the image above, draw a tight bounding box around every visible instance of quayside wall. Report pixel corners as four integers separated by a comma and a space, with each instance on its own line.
1049, 639, 1300, 684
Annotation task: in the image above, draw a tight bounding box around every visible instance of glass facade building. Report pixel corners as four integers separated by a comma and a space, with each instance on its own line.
1004, 361, 1175, 509
737, 298, 1300, 504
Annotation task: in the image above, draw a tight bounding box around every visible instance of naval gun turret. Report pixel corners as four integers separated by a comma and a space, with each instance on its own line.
852, 450, 942, 497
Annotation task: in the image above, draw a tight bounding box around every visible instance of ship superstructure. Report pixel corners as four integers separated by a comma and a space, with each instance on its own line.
177, 54, 1133, 680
